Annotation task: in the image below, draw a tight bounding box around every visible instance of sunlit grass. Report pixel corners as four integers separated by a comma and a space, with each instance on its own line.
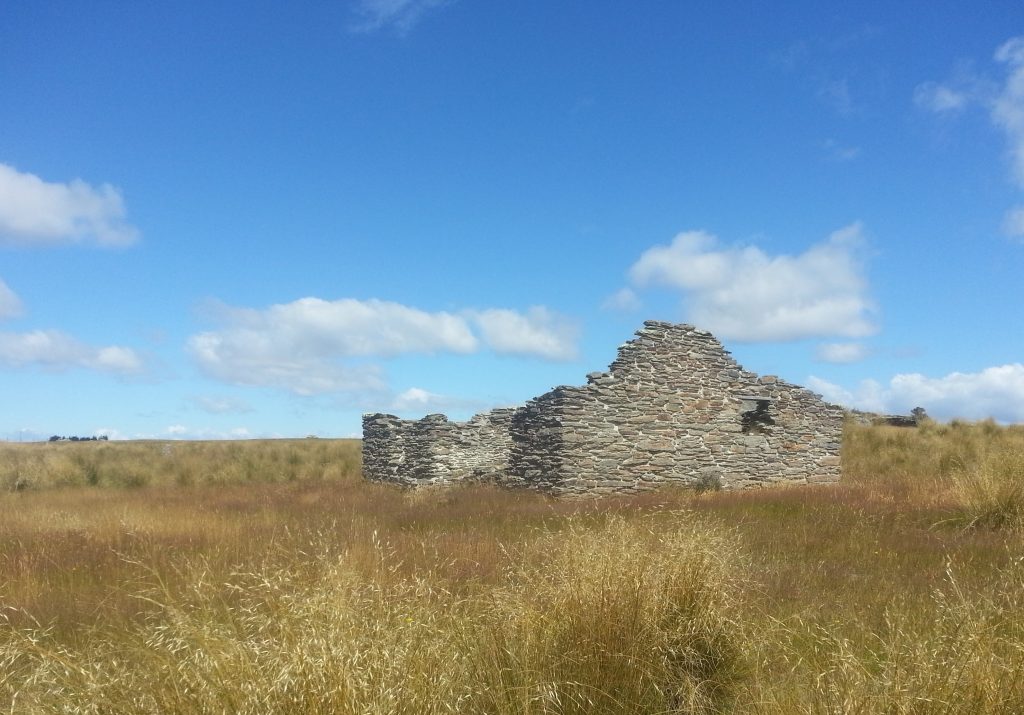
1, 423, 1023, 713
0, 438, 361, 491
949, 446, 1024, 530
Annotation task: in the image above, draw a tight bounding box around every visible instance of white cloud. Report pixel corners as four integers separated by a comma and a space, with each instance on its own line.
467, 306, 580, 361
815, 342, 870, 364
822, 138, 862, 162
992, 36, 1024, 187
388, 386, 499, 415
199, 297, 478, 357
163, 425, 256, 441
391, 387, 449, 412
819, 78, 855, 116
189, 326, 388, 397
917, 36, 1024, 223
0, 279, 146, 377
1003, 205, 1024, 239
0, 279, 23, 319
601, 287, 642, 312
0, 329, 143, 375
808, 365, 1024, 423
627, 224, 876, 342
350, 0, 452, 35
188, 297, 578, 397
188, 298, 473, 395
190, 395, 254, 414
996, 36, 1024, 65
913, 81, 970, 113
393, 387, 435, 408
0, 163, 138, 247
806, 376, 885, 413
912, 59, 993, 116
93, 346, 143, 373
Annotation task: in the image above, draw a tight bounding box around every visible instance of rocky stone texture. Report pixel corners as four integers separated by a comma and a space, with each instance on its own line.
362, 409, 516, 486
362, 321, 843, 495
846, 409, 921, 427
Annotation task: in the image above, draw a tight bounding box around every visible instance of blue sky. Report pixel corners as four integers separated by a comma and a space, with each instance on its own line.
2, 1, 1023, 440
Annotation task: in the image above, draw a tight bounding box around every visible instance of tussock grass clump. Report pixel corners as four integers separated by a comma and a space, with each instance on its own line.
0, 515, 745, 715
1, 560, 477, 714
842, 421, 1024, 528
769, 560, 1024, 714
950, 448, 1024, 530
473, 516, 747, 714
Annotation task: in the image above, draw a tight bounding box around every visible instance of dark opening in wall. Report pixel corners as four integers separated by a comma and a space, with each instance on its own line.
740, 398, 775, 434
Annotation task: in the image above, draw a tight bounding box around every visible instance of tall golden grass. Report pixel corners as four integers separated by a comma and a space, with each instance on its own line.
0, 438, 361, 491
1, 422, 1023, 713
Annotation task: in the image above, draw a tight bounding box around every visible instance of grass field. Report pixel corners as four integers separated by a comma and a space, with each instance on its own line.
1, 422, 1023, 713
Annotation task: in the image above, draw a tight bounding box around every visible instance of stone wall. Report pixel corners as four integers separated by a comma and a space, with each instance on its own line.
362, 408, 516, 486
362, 321, 843, 495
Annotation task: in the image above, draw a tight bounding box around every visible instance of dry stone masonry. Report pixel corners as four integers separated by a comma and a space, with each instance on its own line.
362, 321, 843, 496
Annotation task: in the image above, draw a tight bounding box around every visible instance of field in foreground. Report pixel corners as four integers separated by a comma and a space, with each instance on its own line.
1, 424, 1023, 714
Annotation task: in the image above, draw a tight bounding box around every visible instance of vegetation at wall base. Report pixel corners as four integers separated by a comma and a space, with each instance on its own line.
1, 421, 1023, 713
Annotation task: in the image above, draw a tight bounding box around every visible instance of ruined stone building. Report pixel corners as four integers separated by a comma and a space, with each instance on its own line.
362, 321, 843, 496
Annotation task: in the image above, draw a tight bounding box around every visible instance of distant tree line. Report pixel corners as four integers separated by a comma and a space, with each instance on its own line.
48, 435, 109, 442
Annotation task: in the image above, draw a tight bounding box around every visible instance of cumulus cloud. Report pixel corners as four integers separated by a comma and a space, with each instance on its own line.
0, 329, 144, 374
392, 387, 439, 411
627, 223, 875, 342
199, 297, 479, 357
601, 287, 642, 312
189, 328, 388, 396
350, 0, 453, 35
815, 342, 870, 364
808, 364, 1024, 422
188, 297, 578, 397
0, 280, 143, 376
0, 279, 23, 319
467, 306, 579, 361
0, 163, 138, 247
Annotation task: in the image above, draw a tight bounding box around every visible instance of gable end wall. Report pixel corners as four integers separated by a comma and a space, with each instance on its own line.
362, 322, 843, 494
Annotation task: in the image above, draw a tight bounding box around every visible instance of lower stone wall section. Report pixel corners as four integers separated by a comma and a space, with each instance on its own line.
362, 408, 516, 486
362, 321, 844, 495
